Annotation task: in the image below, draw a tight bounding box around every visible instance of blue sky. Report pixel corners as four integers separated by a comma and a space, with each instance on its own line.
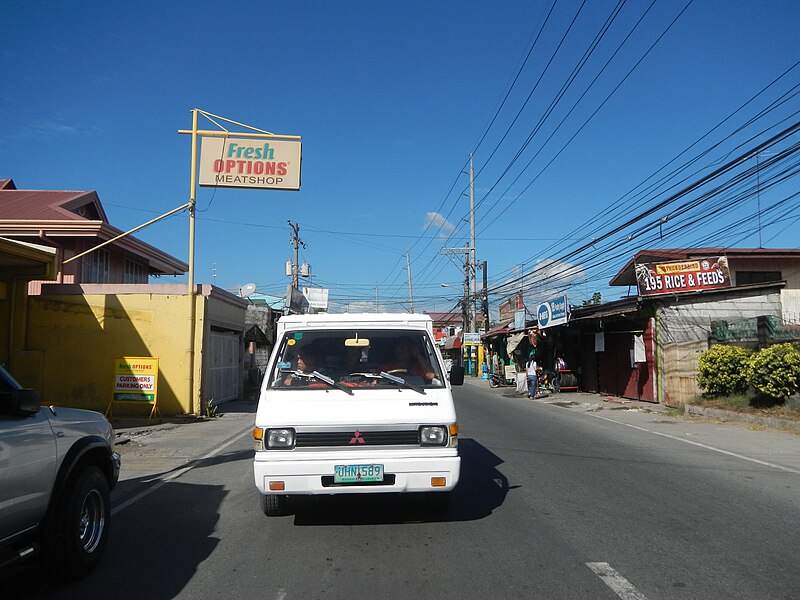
3, 1, 800, 318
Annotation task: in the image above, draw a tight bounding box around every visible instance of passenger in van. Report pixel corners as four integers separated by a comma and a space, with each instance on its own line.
284, 346, 321, 386
379, 336, 435, 381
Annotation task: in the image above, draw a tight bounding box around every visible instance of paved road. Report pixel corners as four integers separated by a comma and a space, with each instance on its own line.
4, 383, 799, 599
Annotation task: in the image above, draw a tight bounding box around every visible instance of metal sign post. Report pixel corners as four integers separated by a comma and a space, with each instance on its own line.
178, 109, 302, 413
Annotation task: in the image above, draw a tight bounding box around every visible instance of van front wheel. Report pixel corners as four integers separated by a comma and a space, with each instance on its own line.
260, 493, 289, 516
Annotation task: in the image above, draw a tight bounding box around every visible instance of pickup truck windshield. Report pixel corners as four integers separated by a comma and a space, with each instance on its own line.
268, 329, 445, 390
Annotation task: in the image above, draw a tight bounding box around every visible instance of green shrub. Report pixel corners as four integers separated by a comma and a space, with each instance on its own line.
745, 343, 800, 400
697, 344, 750, 396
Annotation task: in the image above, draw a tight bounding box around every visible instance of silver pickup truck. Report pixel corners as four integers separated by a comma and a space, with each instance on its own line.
0, 365, 120, 579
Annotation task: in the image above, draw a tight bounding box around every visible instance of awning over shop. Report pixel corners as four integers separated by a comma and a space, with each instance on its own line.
506, 332, 525, 354
443, 336, 462, 350
481, 320, 514, 339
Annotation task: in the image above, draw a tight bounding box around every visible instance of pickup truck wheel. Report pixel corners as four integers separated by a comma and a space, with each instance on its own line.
260, 493, 289, 516
48, 465, 111, 579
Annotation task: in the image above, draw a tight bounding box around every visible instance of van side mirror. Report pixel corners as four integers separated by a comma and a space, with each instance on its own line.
449, 366, 465, 386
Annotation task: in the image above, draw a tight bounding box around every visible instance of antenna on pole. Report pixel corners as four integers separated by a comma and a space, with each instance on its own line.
406, 254, 414, 313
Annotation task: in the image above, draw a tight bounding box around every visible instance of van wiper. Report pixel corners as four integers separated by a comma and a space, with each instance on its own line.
279, 369, 354, 395
379, 371, 426, 395
309, 371, 355, 395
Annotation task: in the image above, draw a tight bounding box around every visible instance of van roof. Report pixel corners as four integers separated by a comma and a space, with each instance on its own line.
277, 312, 433, 328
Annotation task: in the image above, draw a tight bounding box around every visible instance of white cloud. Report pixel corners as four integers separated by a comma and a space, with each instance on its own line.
424, 212, 455, 238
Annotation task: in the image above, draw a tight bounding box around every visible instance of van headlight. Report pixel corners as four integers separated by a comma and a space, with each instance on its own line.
266, 428, 296, 449
419, 425, 447, 446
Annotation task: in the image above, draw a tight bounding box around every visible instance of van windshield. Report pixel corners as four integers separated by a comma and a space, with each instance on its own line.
268, 329, 446, 390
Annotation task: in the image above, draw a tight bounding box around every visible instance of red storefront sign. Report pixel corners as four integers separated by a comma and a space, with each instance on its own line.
635, 256, 731, 296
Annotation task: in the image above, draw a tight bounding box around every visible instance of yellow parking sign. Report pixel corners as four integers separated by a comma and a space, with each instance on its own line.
106, 357, 160, 421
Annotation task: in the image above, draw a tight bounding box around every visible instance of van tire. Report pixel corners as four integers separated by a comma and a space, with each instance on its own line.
425, 491, 451, 513
260, 493, 289, 516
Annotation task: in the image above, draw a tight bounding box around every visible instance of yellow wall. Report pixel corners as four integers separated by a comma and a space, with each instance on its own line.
17, 293, 206, 416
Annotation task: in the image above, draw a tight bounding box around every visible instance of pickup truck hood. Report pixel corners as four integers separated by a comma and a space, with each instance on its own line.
46, 406, 115, 446
256, 387, 456, 428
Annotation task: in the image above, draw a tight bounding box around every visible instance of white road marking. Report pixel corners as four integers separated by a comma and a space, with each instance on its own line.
587, 562, 649, 600
111, 424, 252, 515
582, 411, 800, 476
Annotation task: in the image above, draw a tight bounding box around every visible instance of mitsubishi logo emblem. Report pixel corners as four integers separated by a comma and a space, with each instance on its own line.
349, 430, 365, 445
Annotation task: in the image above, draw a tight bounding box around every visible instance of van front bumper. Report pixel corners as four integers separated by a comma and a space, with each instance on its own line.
254, 450, 460, 495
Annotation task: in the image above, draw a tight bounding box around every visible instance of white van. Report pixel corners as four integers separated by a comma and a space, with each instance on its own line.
253, 313, 464, 516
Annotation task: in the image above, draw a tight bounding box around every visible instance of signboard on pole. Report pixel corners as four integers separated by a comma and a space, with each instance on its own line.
463, 332, 482, 345
536, 295, 569, 329
199, 137, 302, 190
302, 287, 329, 310
635, 256, 730, 297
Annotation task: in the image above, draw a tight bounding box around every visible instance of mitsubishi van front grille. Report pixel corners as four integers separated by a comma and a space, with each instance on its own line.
295, 430, 419, 447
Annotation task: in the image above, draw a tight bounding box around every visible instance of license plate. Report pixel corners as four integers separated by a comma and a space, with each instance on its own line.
334, 464, 384, 483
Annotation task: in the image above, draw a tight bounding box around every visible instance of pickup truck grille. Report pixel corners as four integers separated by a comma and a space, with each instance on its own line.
295, 430, 419, 447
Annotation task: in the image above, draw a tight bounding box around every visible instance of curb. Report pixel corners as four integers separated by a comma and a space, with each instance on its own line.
684, 404, 800, 432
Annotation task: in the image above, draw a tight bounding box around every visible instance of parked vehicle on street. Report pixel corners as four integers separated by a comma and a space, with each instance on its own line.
487, 371, 513, 388
0, 365, 120, 579
253, 313, 464, 516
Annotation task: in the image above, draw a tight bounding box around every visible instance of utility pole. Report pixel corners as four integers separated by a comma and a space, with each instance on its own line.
469, 154, 477, 332
482, 260, 489, 333
288, 221, 304, 290
462, 243, 470, 332
375, 284, 379, 313
441, 244, 472, 333
406, 254, 414, 313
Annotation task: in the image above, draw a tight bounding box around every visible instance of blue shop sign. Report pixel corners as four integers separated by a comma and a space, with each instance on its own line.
536, 295, 569, 329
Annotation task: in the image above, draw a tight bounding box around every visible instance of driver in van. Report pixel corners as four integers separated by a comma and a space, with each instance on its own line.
379, 336, 435, 381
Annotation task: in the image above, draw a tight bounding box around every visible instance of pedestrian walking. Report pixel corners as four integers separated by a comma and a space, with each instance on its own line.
526, 354, 538, 398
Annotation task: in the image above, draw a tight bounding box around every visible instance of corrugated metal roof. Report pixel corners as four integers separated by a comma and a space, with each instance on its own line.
0, 189, 105, 221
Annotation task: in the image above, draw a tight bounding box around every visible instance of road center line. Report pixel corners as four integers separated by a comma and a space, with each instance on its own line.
111, 424, 253, 515
587, 562, 649, 600
583, 411, 800, 475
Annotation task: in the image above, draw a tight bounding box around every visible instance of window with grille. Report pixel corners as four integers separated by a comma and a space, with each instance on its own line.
124, 258, 148, 283
82, 248, 110, 283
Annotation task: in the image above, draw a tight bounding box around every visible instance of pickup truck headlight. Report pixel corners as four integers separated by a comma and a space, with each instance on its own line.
266, 428, 296, 449
419, 425, 447, 446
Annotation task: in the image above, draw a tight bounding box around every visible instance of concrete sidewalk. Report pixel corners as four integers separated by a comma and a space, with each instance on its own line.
461, 375, 670, 415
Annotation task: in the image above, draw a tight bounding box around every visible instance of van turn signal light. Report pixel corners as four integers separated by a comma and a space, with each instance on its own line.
431, 477, 447, 487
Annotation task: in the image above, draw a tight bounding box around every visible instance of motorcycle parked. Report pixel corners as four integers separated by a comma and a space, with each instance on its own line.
487, 372, 513, 388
